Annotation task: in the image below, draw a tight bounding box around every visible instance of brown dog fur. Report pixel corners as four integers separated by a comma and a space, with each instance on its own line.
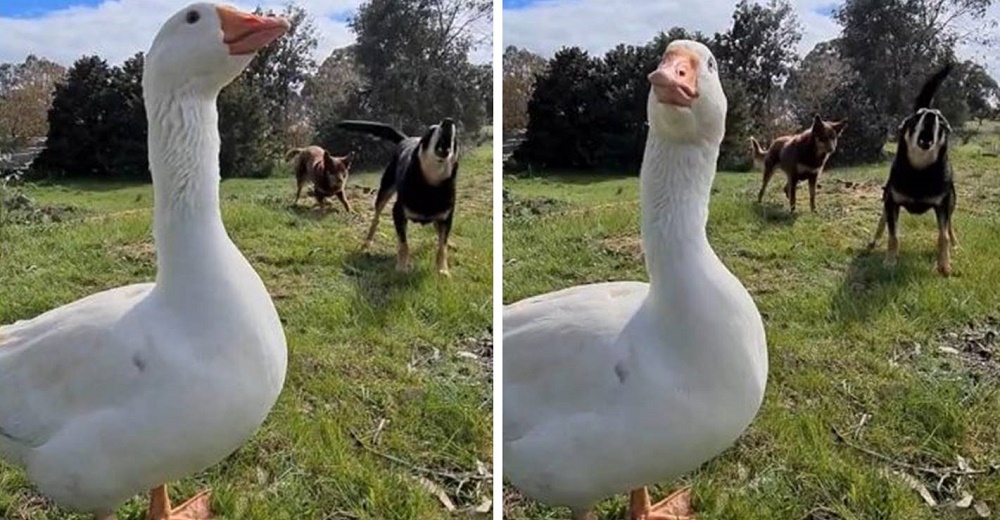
286, 146, 355, 212
752, 115, 846, 212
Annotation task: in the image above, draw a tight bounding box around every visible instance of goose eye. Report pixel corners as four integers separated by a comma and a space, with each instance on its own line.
186, 10, 200, 24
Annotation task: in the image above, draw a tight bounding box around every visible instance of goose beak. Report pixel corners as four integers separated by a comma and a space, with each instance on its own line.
648, 50, 699, 107
217, 6, 290, 56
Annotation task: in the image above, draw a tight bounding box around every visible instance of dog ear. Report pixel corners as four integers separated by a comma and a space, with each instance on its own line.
939, 116, 953, 135
831, 120, 847, 134
897, 115, 913, 137
811, 114, 823, 132
341, 151, 355, 168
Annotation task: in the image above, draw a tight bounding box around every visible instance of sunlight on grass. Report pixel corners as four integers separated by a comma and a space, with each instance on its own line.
503, 143, 1000, 520
0, 146, 493, 520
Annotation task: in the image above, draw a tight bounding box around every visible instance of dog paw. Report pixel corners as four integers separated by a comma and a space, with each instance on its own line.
937, 263, 952, 277
395, 263, 412, 273
884, 256, 897, 267
437, 269, 451, 277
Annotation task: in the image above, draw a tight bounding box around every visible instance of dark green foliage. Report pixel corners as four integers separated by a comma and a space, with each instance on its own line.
30, 4, 320, 180
319, 0, 490, 165
514, 23, 765, 172
713, 0, 801, 139
826, 0, 997, 163
219, 78, 275, 178
514, 48, 604, 169
32, 56, 124, 179
105, 53, 147, 178
514, 0, 998, 174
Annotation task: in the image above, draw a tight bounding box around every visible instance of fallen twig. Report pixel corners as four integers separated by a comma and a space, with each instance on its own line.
831, 426, 990, 478
348, 429, 492, 483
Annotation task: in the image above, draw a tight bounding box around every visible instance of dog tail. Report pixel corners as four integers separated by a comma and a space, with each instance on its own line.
285, 148, 304, 162
914, 63, 953, 110
337, 120, 408, 144
749, 137, 768, 160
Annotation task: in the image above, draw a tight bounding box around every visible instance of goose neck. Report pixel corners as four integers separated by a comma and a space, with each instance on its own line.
146, 90, 233, 293
639, 137, 718, 295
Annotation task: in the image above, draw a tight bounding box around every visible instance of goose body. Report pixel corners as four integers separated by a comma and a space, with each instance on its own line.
503, 41, 768, 519
0, 4, 289, 518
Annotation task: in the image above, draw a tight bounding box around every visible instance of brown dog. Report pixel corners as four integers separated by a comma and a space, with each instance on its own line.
286, 146, 355, 212
752, 115, 846, 212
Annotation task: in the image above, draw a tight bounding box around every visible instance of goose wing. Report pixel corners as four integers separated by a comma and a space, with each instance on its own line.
0, 284, 153, 463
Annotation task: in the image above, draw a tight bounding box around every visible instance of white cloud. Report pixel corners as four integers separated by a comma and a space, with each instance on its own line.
0, 0, 491, 67
503, 0, 999, 77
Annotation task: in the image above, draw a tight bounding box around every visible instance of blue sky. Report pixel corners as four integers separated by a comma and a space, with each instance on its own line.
0, 0, 103, 18
0, 0, 490, 66
503, 0, 999, 78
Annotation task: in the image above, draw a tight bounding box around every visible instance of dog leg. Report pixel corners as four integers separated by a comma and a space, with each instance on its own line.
885, 202, 900, 267
948, 221, 958, 249
808, 176, 818, 212
868, 210, 887, 249
935, 206, 952, 276
392, 202, 411, 272
364, 191, 392, 249
434, 218, 452, 277
786, 178, 797, 212
293, 182, 303, 205
757, 164, 776, 204
336, 191, 352, 213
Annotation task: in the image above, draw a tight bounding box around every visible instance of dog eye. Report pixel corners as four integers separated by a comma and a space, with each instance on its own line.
186, 10, 200, 24
707, 57, 716, 72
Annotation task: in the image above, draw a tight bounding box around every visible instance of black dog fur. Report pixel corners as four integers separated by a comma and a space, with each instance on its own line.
869, 64, 958, 276
338, 119, 459, 275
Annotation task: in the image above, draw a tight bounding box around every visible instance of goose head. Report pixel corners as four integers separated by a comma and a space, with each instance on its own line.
144, 3, 290, 97
647, 40, 726, 145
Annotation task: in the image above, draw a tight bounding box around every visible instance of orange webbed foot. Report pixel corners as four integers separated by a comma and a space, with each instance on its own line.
629, 487, 694, 520
146, 487, 214, 520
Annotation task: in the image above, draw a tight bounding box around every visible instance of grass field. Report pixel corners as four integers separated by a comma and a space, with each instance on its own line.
502, 142, 1000, 520
0, 145, 493, 519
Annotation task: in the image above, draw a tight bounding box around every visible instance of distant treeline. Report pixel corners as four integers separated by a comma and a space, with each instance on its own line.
0, 0, 492, 180
505, 0, 1000, 172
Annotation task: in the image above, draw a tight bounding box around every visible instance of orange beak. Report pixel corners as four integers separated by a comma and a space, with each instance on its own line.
648, 50, 699, 107
217, 5, 290, 56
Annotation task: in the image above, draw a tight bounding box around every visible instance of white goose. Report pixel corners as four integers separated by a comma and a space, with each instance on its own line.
503, 40, 768, 520
0, 4, 289, 520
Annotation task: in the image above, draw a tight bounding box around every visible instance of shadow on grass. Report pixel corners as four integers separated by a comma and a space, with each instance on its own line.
28, 178, 149, 193
752, 201, 797, 226
508, 170, 638, 185
830, 246, 925, 324
342, 249, 429, 326
286, 203, 346, 221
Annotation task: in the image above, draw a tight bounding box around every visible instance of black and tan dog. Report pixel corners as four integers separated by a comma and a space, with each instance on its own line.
338, 118, 459, 276
286, 146, 355, 212
752, 115, 847, 212
868, 64, 957, 276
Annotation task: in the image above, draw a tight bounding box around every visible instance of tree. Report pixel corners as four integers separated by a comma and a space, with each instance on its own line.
834, 0, 996, 161
502, 46, 546, 132
349, 0, 492, 135
514, 47, 604, 169
104, 53, 147, 178
0, 56, 65, 151
33, 56, 114, 177
713, 0, 801, 137
218, 77, 274, 178
786, 40, 850, 119
954, 60, 999, 121
243, 4, 319, 146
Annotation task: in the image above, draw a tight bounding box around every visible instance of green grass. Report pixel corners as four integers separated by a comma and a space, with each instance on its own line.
0, 146, 493, 519
502, 144, 1000, 520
